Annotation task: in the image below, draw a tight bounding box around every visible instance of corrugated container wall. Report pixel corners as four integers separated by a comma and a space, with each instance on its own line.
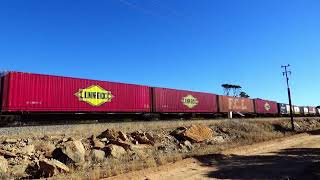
1, 72, 151, 112
152, 88, 217, 113
254, 99, 278, 114
286, 105, 291, 113
300, 107, 309, 115
218, 96, 254, 113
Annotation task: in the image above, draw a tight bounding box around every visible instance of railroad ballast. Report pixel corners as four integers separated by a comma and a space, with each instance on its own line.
0, 71, 319, 121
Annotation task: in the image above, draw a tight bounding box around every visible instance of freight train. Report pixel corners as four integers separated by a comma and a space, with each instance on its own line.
0, 71, 319, 124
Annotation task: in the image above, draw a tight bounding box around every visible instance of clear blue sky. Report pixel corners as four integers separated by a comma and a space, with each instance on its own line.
1, 0, 319, 106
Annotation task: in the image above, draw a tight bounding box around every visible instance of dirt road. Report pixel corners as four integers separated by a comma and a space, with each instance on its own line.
108, 131, 320, 180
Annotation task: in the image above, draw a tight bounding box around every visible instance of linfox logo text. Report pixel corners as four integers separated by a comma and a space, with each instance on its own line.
182, 95, 199, 108
264, 103, 271, 111
75, 85, 114, 106
228, 98, 248, 110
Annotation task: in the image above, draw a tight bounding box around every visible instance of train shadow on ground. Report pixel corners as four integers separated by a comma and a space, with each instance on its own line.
194, 147, 320, 179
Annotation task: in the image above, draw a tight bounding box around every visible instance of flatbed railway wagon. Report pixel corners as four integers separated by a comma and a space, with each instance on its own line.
0, 72, 151, 123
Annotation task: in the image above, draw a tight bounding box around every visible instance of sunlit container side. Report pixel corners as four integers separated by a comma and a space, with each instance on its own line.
253, 99, 278, 114
152, 88, 218, 113
300, 107, 309, 115
286, 105, 291, 113
1, 72, 151, 112
293, 106, 301, 115
218, 96, 254, 113
299, 107, 304, 115
304, 107, 309, 115
278, 103, 288, 114
308, 107, 316, 115
317, 108, 320, 115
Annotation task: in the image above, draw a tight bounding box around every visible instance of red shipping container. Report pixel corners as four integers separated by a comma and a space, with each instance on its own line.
153, 88, 217, 113
218, 95, 254, 113
254, 99, 278, 114
1, 72, 151, 112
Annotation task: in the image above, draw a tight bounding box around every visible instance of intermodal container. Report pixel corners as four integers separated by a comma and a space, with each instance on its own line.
317, 108, 320, 115
293, 106, 301, 115
253, 99, 278, 114
308, 107, 316, 115
300, 107, 309, 115
218, 96, 254, 113
152, 87, 217, 113
299, 107, 304, 115
1, 72, 151, 112
278, 103, 288, 114
286, 105, 291, 113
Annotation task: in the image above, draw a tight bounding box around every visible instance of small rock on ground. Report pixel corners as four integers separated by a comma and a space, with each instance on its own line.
90, 149, 105, 162
39, 159, 70, 178
104, 145, 126, 159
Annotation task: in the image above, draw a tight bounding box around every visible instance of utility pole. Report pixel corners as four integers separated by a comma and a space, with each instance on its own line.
281, 64, 294, 131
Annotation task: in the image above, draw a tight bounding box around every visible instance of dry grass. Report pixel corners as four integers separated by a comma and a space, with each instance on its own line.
54, 153, 184, 179
2, 117, 307, 140
7, 117, 320, 179
54, 118, 320, 179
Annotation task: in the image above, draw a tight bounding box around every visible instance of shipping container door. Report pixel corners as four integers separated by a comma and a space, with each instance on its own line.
1, 73, 10, 112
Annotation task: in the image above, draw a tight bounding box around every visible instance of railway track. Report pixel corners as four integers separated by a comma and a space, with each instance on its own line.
0, 117, 314, 139
0, 115, 295, 127
0, 116, 315, 128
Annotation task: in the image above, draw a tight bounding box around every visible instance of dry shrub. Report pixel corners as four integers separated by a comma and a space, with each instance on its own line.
87, 168, 101, 180
215, 120, 288, 144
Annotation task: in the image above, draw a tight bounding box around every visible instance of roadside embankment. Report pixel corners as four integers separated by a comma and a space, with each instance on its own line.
0, 117, 319, 179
